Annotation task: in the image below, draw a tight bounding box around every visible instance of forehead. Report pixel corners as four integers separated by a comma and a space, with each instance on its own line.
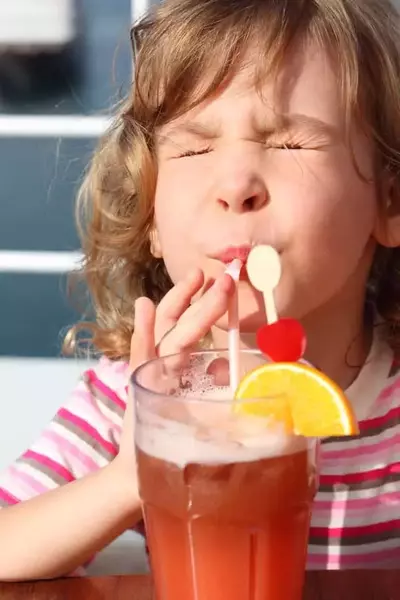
162, 40, 345, 132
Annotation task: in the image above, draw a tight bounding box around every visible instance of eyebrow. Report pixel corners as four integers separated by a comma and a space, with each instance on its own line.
157, 113, 338, 147
157, 121, 220, 147
270, 114, 339, 138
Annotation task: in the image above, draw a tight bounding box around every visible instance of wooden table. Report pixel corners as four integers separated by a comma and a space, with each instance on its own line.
1, 571, 399, 599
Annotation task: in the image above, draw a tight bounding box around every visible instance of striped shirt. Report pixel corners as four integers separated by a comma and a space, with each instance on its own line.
308, 328, 400, 569
1, 328, 400, 571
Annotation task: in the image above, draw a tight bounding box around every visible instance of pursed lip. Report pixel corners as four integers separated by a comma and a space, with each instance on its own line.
210, 245, 252, 264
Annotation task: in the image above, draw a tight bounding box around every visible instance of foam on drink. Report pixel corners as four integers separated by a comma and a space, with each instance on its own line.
136, 375, 307, 469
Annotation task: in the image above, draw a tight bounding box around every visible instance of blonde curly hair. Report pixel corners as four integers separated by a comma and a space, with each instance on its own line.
68, 0, 400, 361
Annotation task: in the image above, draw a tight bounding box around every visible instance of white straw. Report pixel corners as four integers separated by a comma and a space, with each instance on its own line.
225, 259, 242, 393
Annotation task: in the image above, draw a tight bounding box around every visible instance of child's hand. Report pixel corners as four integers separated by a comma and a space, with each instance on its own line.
131, 268, 234, 367
117, 269, 234, 473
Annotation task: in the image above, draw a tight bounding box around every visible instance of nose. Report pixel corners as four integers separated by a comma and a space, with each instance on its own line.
214, 169, 268, 213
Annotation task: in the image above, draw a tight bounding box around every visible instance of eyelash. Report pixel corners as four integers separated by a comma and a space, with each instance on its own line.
176, 147, 212, 158
269, 143, 304, 150
175, 143, 304, 158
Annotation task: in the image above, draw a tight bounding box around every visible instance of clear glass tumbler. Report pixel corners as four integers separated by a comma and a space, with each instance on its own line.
132, 350, 318, 600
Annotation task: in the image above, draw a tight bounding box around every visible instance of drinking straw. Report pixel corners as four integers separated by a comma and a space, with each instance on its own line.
225, 259, 243, 393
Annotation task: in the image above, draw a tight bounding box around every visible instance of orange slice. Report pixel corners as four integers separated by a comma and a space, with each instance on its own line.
234, 362, 359, 437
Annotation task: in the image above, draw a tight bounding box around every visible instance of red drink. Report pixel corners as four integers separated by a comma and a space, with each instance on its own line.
133, 351, 318, 600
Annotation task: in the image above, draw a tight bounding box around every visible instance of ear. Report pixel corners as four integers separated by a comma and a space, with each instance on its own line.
149, 228, 163, 258
373, 176, 400, 248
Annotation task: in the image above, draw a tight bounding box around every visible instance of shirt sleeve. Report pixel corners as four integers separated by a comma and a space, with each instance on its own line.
0, 357, 129, 507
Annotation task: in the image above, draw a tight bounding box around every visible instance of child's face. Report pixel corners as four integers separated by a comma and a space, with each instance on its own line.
153, 41, 380, 333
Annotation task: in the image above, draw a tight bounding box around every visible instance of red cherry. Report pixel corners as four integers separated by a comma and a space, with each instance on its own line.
256, 318, 306, 362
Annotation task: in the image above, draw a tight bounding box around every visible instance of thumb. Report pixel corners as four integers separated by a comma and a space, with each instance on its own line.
130, 297, 157, 373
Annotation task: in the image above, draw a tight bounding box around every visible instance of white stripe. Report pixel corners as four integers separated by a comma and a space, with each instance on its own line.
312, 499, 400, 529
67, 392, 121, 442
321, 436, 400, 475
8, 462, 59, 494
49, 423, 110, 471
316, 480, 400, 501
0, 115, 110, 138
132, 0, 149, 22
0, 251, 83, 274
71, 386, 123, 432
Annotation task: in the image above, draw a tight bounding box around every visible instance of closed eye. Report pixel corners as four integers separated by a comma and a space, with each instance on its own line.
268, 143, 304, 150
175, 147, 212, 158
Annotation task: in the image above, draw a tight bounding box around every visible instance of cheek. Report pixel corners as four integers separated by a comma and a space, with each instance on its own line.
154, 165, 200, 228
275, 153, 377, 250
154, 173, 189, 239
313, 174, 376, 251
153, 172, 200, 282
272, 158, 377, 303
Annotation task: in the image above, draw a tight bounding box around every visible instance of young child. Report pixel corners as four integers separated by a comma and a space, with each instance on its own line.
1, 0, 400, 580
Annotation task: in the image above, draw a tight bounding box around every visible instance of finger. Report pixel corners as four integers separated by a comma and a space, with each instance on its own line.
155, 268, 204, 343
206, 357, 230, 386
130, 296, 157, 372
158, 273, 234, 355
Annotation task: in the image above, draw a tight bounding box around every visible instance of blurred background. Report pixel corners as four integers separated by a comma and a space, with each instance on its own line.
0, 0, 160, 575
0, 0, 156, 472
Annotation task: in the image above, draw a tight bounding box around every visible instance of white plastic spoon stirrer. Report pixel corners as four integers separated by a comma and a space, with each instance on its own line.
246, 245, 282, 324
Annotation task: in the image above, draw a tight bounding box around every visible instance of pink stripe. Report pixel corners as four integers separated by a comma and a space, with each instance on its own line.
85, 369, 126, 410
43, 430, 99, 473
23, 450, 75, 483
377, 378, 400, 404
0, 488, 19, 505
58, 408, 118, 457
311, 518, 400, 538
71, 389, 123, 432
314, 491, 400, 512
309, 545, 400, 567
322, 433, 400, 460
320, 463, 400, 486
8, 465, 48, 495
360, 406, 400, 433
